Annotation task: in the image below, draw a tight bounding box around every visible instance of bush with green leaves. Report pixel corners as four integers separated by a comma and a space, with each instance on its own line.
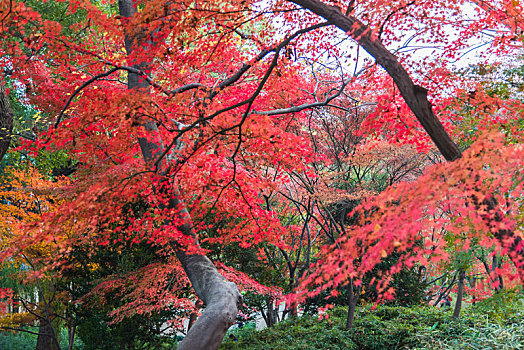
221, 290, 524, 350
469, 289, 524, 324
0, 327, 84, 350
221, 312, 357, 350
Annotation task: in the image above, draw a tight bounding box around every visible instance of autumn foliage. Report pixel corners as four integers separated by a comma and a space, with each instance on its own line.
0, 0, 523, 348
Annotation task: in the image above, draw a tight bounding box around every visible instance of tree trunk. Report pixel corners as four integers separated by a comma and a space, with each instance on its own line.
187, 312, 198, 332
263, 299, 278, 327
187, 300, 203, 332
287, 303, 298, 319
35, 319, 60, 350
346, 279, 360, 330
0, 83, 13, 163
453, 269, 466, 318
118, 1, 241, 349
68, 324, 76, 350
267, 300, 275, 327
492, 255, 504, 291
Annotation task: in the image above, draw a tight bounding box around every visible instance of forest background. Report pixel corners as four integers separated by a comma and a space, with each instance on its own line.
0, 0, 523, 349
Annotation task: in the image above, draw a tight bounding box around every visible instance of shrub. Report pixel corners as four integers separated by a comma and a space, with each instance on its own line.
469, 289, 524, 324
0, 327, 84, 350
221, 314, 357, 350
220, 291, 524, 350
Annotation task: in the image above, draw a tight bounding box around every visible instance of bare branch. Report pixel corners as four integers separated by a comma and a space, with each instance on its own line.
287, 0, 462, 161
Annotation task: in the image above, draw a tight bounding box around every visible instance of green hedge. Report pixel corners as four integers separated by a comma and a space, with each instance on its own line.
221, 290, 524, 350
221, 315, 357, 350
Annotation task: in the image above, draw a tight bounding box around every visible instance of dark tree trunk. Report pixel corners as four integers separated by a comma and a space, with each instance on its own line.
118, 1, 241, 349
0, 84, 13, 163
67, 324, 76, 350
267, 300, 276, 327
478, 254, 505, 292
287, 303, 298, 319
346, 279, 360, 330
263, 299, 278, 327
187, 300, 203, 332
35, 319, 60, 350
258, 297, 281, 327
493, 256, 504, 291
477, 196, 524, 282
453, 269, 466, 318
187, 312, 198, 332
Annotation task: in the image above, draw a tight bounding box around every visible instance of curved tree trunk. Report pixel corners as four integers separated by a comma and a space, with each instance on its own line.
0, 83, 13, 163
118, 1, 241, 349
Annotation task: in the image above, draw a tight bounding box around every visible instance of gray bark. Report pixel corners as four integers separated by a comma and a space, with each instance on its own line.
0, 84, 13, 163
118, 1, 241, 349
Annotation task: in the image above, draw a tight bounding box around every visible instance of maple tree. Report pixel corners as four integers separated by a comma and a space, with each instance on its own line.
0, 163, 71, 349
0, 0, 523, 348
0, 0, 323, 348
284, 0, 524, 298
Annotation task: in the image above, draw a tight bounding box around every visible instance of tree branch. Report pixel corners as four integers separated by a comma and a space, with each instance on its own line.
287, 0, 462, 161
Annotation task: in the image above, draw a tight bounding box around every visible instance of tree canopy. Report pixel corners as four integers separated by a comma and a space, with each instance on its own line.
0, 0, 523, 348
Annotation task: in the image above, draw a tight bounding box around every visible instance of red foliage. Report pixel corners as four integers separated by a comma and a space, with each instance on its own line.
0, 0, 523, 331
